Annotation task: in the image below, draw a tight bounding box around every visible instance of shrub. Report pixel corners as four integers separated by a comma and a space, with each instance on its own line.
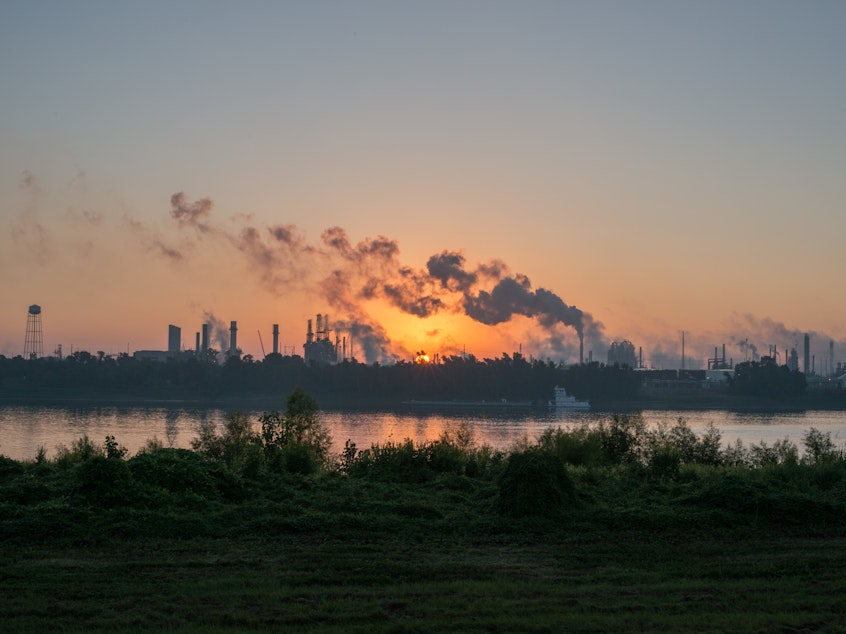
104, 435, 128, 460
425, 440, 466, 475
597, 414, 648, 465
537, 426, 602, 467
803, 428, 843, 464
349, 440, 432, 483
722, 439, 751, 467
649, 444, 681, 478
73, 455, 136, 508
260, 388, 332, 472
692, 423, 724, 466
496, 449, 575, 518
128, 448, 219, 499
55, 435, 102, 467
0, 455, 24, 481
191, 411, 260, 473
275, 443, 320, 475
749, 438, 798, 468
0, 473, 53, 505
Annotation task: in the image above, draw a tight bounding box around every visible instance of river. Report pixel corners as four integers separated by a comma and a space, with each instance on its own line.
2, 404, 846, 461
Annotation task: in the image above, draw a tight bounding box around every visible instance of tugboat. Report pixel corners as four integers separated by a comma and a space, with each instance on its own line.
551, 386, 590, 411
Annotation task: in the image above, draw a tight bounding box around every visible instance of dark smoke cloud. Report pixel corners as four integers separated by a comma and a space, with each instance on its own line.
427, 251, 478, 292
151, 238, 183, 262
163, 192, 603, 363
461, 275, 585, 335
170, 192, 213, 231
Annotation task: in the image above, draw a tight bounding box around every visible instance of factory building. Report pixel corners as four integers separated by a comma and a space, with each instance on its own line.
303, 314, 338, 365
607, 340, 637, 368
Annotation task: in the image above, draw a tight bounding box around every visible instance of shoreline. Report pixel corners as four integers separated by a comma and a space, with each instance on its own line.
2, 389, 846, 414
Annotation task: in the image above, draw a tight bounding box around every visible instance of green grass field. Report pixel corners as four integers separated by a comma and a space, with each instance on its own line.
4, 529, 846, 632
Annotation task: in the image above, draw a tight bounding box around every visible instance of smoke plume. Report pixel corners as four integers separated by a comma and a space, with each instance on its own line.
170, 192, 213, 231
164, 193, 602, 363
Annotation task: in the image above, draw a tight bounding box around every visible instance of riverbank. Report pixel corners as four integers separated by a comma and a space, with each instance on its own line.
3, 387, 846, 413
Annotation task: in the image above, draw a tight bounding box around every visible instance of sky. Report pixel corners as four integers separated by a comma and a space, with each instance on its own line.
2, 1, 845, 369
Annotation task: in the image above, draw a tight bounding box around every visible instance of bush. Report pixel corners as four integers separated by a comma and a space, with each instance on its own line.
496, 449, 575, 518
55, 435, 103, 467
649, 444, 681, 478
537, 426, 602, 467
0, 455, 25, 481
73, 455, 136, 508
749, 438, 798, 468
260, 388, 332, 472
275, 443, 320, 476
191, 411, 259, 472
803, 428, 843, 464
596, 414, 649, 465
426, 441, 466, 475
349, 440, 432, 483
128, 448, 220, 499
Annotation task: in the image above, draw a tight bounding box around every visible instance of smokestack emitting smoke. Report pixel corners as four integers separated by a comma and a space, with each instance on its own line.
167, 192, 603, 363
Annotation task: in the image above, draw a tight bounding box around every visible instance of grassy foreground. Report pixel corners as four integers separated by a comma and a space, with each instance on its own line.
3, 531, 846, 632
2, 395, 846, 632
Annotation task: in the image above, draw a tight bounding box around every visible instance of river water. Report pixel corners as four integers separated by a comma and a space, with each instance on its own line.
2, 404, 846, 461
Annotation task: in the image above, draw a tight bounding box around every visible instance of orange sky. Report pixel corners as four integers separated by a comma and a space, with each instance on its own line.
3, 3, 846, 370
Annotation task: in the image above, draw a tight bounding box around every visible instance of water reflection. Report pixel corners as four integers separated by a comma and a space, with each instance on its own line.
0, 404, 844, 461
164, 410, 179, 448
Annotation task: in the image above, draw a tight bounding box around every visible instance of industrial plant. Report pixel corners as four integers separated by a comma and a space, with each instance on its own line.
13, 305, 846, 390
303, 314, 338, 365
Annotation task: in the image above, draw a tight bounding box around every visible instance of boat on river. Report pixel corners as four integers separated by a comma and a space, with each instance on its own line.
551, 386, 590, 411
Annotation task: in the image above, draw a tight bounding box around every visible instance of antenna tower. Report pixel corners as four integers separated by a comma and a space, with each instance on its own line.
24, 304, 44, 359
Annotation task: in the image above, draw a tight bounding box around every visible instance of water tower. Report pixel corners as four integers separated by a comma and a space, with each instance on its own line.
24, 304, 44, 359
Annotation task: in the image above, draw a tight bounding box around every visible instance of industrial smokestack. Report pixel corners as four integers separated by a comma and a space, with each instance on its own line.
579, 333, 584, 365
195, 331, 200, 354
168, 325, 181, 355
307, 319, 314, 344
272, 324, 279, 355
229, 321, 237, 356
804, 333, 810, 374
202, 323, 209, 354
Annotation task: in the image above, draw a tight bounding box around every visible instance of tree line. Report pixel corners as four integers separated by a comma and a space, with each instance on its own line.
0, 352, 644, 404
1, 350, 813, 403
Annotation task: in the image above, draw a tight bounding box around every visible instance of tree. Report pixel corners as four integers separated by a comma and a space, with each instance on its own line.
730, 358, 805, 398
259, 388, 332, 473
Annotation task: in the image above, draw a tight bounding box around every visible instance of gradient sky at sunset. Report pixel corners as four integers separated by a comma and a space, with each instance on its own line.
2, 1, 845, 369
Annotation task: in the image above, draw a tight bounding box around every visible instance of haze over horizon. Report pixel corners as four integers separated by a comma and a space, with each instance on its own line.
2, 2, 845, 369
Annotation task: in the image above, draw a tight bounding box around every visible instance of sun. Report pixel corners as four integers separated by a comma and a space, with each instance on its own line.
414, 350, 431, 364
